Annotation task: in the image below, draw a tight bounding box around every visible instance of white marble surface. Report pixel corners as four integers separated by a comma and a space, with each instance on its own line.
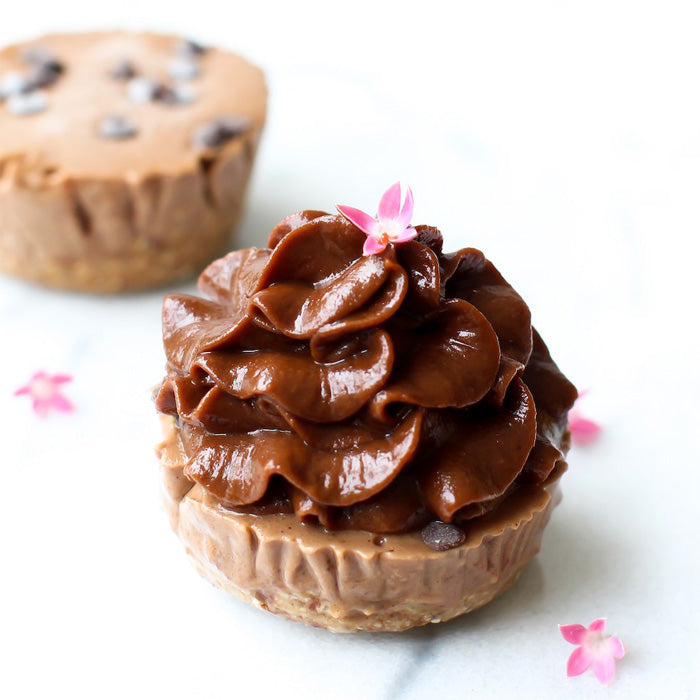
1, 2, 699, 698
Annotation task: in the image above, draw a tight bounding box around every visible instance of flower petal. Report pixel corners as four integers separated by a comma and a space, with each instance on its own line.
13, 385, 30, 396
377, 181, 402, 220
588, 618, 607, 633
51, 374, 73, 384
567, 647, 591, 677
363, 236, 387, 256
392, 226, 418, 243
609, 635, 625, 659
569, 413, 602, 444
559, 624, 587, 645
397, 186, 414, 228
32, 400, 50, 418
50, 395, 74, 412
592, 657, 616, 685
336, 205, 379, 237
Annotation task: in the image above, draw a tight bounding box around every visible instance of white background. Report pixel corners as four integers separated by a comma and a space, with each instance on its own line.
1, 2, 699, 698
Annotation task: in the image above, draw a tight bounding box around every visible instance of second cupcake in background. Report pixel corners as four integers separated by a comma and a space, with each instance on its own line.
0, 31, 266, 292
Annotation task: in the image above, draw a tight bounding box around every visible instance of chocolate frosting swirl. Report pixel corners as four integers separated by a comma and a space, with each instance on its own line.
156, 211, 577, 533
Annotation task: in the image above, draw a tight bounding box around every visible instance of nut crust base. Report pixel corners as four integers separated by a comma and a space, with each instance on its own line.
157, 417, 564, 633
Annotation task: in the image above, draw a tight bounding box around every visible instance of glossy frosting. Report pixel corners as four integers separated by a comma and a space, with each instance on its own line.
155, 211, 577, 533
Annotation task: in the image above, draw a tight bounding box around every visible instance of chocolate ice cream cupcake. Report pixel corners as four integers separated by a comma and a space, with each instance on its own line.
0, 31, 266, 292
154, 184, 577, 632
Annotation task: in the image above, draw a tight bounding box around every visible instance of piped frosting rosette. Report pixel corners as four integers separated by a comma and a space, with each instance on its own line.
155, 211, 577, 534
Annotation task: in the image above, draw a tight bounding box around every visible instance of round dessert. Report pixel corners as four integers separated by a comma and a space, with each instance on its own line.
154, 191, 577, 632
0, 31, 266, 292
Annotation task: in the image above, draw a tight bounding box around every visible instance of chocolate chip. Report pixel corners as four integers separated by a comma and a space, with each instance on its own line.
192, 116, 250, 149
153, 84, 175, 103
39, 58, 63, 75
168, 56, 200, 81
26, 61, 64, 90
6, 90, 48, 116
98, 114, 137, 140
0, 71, 30, 100
154, 83, 195, 106
420, 521, 466, 551
177, 39, 207, 57
21, 47, 64, 89
126, 76, 161, 104
171, 83, 196, 104
126, 77, 193, 107
109, 59, 136, 80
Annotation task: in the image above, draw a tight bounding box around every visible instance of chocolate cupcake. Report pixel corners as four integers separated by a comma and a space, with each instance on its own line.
155, 185, 577, 632
0, 31, 266, 292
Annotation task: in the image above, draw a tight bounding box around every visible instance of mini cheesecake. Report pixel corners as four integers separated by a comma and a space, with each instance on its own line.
0, 31, 266, 292
154, 197, 578, 632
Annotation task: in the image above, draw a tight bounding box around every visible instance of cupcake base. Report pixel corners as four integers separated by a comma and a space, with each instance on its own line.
157, 417, 564, 633
0, 137, 256, 293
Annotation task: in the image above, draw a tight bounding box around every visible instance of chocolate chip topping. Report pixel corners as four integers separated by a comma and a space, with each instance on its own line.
126, 76, 195, 106
0, 47, 65, 103
126, 76, 161, 103
0, 30, 266, 182
26, 61, 64, 90
98, 114, 137, 140
153, 84, 175, 103
21, 47, 64, 90
168, 56, 200, 81
6, 90, 48, 116
192, 116, 250, 149
420, 521, 466, 551
155, 83, 195, 106
109, 59, 136, 80
173, 84, 196, 104
169, 39, 205, 82
178, 39, 207, 57
0, 71, 30, 100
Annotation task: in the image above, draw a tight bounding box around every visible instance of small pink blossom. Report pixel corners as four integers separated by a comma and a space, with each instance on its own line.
337, 182, 417, 255
569, 390, 602, 445
14, 371, 74, 417
559, 618, 625, 685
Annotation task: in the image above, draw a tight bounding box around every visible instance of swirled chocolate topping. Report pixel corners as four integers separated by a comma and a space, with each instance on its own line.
156, 211, 577, 534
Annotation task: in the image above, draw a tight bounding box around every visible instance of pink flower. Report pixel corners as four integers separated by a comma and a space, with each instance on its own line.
559, 618, 625, 685
14, 371, 74, 417
337, 182, 417, 255
569, 390, 602, 445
